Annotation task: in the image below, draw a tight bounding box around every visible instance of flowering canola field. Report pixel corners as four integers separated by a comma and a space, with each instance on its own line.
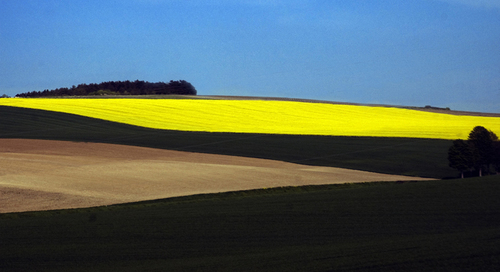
0, 98, 498, 140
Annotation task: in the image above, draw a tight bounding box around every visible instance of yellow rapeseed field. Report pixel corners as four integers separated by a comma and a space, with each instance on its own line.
0, 98, 498, 140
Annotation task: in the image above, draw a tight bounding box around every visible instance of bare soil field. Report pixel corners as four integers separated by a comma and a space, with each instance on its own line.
0, 139, 433, 213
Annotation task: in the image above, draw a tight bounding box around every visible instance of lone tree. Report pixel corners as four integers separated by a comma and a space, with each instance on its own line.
468, 126, 497, 177
448, 139, 473, 178
449, 126, 498, 177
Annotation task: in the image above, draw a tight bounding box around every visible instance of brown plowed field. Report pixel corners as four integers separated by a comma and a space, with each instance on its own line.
0, 139, 433, 213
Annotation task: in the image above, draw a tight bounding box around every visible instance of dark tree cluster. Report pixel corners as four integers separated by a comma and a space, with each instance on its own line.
15, 80, 197, 98
448, 126, 500, 178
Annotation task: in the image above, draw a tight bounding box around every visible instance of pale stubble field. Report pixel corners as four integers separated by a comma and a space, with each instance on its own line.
0, 139, 433, 213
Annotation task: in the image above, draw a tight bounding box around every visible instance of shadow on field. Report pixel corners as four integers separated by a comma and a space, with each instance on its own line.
0, 105, 455, 178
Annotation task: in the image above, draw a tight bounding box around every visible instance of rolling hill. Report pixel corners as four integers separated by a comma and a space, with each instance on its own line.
0, 104, 456, 178
1, 96, 500, 271
0, 97, 499, 139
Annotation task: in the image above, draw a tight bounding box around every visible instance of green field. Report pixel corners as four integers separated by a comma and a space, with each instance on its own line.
1, 176, 500, 271
1, 104, 499, 271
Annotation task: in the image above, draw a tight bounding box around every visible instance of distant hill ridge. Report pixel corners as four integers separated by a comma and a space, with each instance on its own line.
15, 80, 197, 98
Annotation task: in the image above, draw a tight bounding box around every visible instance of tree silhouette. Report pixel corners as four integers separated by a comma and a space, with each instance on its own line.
493, 141, 500, 174
448, 139, 473, 178
15, 80, 197, 97
449, 126, 498, 177
468, 126, 496, 176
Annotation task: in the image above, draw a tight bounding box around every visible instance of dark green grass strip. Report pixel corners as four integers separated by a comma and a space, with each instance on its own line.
0, 105, 455, 178
1, 176, 499, 271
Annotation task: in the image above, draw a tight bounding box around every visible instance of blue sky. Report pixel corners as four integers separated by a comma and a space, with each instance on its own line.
1, 0, 499, 113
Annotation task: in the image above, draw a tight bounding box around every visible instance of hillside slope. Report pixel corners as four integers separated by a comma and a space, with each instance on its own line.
0, 106, 455, 178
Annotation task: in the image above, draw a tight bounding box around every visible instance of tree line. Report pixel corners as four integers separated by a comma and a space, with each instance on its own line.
448, 126, 500, 178
15, 80, 197, 98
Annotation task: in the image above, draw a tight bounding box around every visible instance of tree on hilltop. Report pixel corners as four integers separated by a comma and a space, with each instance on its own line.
15, 80, 197, 97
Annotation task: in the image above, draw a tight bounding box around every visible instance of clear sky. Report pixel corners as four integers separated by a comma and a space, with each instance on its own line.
1, 0, 499, 113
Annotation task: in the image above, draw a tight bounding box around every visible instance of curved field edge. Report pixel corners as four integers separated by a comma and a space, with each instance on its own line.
2, 176, 500, 271
1, 98, 499, 139
0, 105, 456, 178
